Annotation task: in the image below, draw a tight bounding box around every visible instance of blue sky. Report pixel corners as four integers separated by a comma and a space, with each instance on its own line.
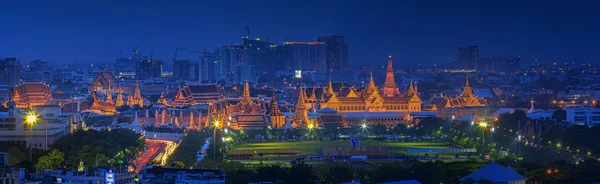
1, 0, 599, 66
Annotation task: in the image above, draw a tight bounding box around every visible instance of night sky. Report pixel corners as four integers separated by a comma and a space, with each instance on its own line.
1, 0, 599, 66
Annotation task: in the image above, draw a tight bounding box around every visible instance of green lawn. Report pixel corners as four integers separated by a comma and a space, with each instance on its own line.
230, 141, 456, 155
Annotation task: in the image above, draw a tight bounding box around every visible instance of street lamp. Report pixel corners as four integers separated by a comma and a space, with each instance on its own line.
478, 122, 488, 155
212, 120, 220, 169
25, 111, 38, 161
361, 123, 367, 129
308, 124, 314, 130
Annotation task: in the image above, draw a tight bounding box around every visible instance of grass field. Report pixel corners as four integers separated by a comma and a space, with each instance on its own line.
230, 141, 456, 155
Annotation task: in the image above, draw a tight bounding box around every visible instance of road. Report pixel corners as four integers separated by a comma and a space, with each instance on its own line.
131, 139, 169, 173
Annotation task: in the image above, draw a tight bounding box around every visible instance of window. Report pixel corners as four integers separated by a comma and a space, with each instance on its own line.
574, 116, 586, 121
592, 116, 600, 121
575, 112, 585, 115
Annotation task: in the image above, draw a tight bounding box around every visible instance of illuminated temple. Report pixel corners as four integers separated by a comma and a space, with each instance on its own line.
86, 72, 146, 114
288, 56, 422, 127
425, 74, 487, 111
12, 82, 54, 108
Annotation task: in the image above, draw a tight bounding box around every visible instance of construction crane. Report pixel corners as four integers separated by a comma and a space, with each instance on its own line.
131, 33, 153, 60
245, 24, 255, 39
173, 48, 205, 62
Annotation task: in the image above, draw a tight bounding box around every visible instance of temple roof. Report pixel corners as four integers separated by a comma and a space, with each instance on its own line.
170, 84, 224, 106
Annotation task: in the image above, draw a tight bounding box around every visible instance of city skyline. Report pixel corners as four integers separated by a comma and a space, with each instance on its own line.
2, 0, 600, 66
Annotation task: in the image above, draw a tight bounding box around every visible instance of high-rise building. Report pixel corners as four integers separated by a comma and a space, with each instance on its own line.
251, 45, 286, 74
218, 45, 245, 75
317, 36, 348, 71
199, 52, 222, 83
490, 56, 520, 74
0, 58, 21, 87
173, 60, 199, 81
284, 41, 327, 72
232, 63, 252, 84
454, 45, 479, 70
115, 58, 136, 73
22, 60, 53, 82
136, 56, 163, 79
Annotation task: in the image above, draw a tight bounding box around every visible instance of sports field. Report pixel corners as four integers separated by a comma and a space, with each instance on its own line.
230, 141, 457, 155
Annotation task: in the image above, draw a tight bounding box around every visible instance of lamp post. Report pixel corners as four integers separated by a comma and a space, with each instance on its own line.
479, 122, 488, 156
26, 111, 38, 161
213, 120, 220, 169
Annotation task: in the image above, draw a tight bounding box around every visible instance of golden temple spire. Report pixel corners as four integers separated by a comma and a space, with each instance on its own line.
106, 81, 113, 103
407, 75, 415, 95
462, 72, 474, 96
346, 87, 358, 97
115, 83, 124, 107
382, 55, 400, 97
366, 68, 377, 94
328, 77, 335, 95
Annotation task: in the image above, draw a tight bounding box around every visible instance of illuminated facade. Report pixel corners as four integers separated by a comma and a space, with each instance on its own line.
91, 72, 118, 95
170, 84, 225, 107
127, 79, 144, 107
88, 88, 117, 115
12, 83, 54, 109
425, 74, 487, 111
382, 56, 401, 97
317, 56, 422, 116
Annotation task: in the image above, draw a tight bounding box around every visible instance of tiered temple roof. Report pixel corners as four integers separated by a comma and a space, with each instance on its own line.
12, 82, 54, 108
425, 73, 486, 111
170, 84, 224, 106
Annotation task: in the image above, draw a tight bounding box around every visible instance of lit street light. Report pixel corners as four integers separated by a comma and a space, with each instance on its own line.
361, 123, 367, 129
213, 120, 220, 169
25, 111, 38, 161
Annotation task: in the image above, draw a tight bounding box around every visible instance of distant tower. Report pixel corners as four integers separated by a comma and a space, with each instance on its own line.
115, 85, 124, 107
240, 80, 253, 113
157, 92, 168, 105
294, 82, 309, 126
366, 70, 377, 95
382, 56, 400, 97
270, 93, 285, 128
406, 76, 415, 96
106, 82, 113, 103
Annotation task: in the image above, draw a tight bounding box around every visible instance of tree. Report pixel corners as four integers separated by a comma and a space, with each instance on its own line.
287, 160, 317, 184
552, 109, 566, 121
35, 149, 64, 171
7, 147, 26, 165
170, 161, 185, 168
322, 165, 353, 184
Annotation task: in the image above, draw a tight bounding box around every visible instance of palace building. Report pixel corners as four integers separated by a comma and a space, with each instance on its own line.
302, 56, 421, 118
91, 72, 118, 95
288, 56, 422, 126
425, 74, 487, 111
170, 84, 225, 107
12, 82, 54, 109
86, 73, 146, 114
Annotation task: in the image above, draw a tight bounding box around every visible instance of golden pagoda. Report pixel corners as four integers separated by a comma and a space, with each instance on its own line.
293, 82, 309, 125
382, 55, 401, 97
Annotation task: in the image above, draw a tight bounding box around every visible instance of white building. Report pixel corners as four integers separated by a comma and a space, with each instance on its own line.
0, 104, 69, 150
566, 106, 600, 127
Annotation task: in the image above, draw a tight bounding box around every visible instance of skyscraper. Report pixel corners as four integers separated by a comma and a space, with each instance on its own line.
22, 60, 53, 82
0, 58, 21, 87
218, 45, 244, 75
136, 56, 163, 79
490, 56, 520, 74
199, 52, 222, 83
173, 60, 199, 81
454, 45, 479, 70
317, 36, 348, 71
284, 41, 326, 72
